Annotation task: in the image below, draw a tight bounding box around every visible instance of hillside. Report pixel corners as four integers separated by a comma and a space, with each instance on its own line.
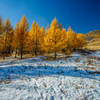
85, 30, 100, 41
84, 30, 100, 50
84, 38, 100, 50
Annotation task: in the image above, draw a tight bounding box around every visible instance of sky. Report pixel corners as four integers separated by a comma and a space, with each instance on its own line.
0, 0, 100, 33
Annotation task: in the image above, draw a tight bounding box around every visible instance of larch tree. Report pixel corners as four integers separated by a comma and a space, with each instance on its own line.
0, 17, 3, 35
0, 18, 14, 59
0, 17, 4, 58
50, 18, 58, 59
76, 33, 87, 48
29, 21, 44, 56
44, 18, 67, 59
18, 16, 29, 59
4, 18, 14, 54
43, 27, 52, 54
0, 34, 5, 59
66, 26, 77, 51
39, 27, 45, 54
12, 21, 20, 58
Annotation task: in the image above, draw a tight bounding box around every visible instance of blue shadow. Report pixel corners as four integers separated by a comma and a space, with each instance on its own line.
0, 64, 100, 81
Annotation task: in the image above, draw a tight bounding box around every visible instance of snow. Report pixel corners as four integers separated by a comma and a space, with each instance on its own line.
0, 51, 100, 100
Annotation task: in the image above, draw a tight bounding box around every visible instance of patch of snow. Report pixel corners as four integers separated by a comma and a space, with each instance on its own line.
0, 52, 100, 100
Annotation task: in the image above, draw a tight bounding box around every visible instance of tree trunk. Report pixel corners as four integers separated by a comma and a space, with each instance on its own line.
54, 34, 57, 59
3, 53, 5, 60
20, 46, 23, 59
34, 30, 38, 56
2, 49, 5, 60
15, 49, 17, 58
54, 50, 57, 59
21, 50, 23, 59
34, 42, 38, 56
34, 48, 37, 56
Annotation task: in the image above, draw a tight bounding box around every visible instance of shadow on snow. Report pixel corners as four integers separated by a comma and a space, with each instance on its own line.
0, 64, 100, 81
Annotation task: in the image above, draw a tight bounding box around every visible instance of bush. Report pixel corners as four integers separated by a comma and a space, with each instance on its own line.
65, 50, 71, 55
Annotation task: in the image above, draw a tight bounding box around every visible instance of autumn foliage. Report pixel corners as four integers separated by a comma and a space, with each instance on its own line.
0, 16, 86, 59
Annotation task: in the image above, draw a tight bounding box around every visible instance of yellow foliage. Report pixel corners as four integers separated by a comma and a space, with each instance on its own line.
43, 18, 67, 58
66, 26, 77, 50
0, 18, 14, 55
0, 17, 87, 58
29, 21, 44, 55
76, 33, 87, 48
65, 50, 71, 55
0, 17, 3, 35
13, 16, 29, 59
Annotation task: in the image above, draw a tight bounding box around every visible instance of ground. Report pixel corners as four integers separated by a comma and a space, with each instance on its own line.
0, 51, 100, 100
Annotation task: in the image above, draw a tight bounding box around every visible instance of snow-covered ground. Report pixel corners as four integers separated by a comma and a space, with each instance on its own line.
0, 51, 100, 100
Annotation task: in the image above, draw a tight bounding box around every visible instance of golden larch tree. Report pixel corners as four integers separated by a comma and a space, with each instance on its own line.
44, 18, 67, 59
66, 26, 77, 51
0, 18, 14, 59
29, 21, 44, 56
12, 21, 20, 58
76, 33, 87, 48
18, 16, 29, 59
0, 17, 3, 35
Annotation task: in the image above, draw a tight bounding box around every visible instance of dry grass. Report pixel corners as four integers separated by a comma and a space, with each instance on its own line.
84, 38, 100, 50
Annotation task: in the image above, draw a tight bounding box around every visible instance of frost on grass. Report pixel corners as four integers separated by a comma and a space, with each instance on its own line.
0, 51, 100, 100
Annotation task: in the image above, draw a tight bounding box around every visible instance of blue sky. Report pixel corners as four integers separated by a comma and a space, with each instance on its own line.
0, 0, 100, 33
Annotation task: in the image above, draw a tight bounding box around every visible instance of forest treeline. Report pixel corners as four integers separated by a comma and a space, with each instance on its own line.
0, 16, 86, 59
